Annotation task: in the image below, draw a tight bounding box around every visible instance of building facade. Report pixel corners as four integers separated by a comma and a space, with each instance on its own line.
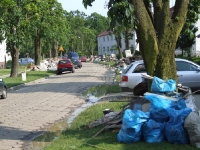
0, 39, 11, 68
97, 30, 137, 56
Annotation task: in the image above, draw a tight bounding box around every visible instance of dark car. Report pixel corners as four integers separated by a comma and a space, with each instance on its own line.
0, 78, 7, 99
67, 52, 79, 60
57, 59, 75, 74
80, 56, 87, 62
71, 58, 82, 69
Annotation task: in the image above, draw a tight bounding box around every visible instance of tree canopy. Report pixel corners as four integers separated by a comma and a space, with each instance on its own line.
0, 0, 109, 77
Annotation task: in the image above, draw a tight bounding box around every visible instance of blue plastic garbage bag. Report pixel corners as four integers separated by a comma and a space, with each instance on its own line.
151, 76, 176, 92
117, 109, 149, 143
144, 93, 177, 122
173, 99, 187, 110
164, 107, 192, 144
142, 119, 165, 143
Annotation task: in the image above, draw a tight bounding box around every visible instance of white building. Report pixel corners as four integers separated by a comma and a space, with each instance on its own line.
0, 39, 11, 68
97, 30, 138, 56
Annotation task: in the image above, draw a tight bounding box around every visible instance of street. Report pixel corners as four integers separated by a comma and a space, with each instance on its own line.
0, 62, 115, 150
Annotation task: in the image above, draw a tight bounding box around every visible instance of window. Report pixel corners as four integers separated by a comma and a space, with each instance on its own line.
107, 47, 109, 51
103, 47, 105, 52
133, 64, 146, 73
103, 37, 105, 42
122, 64, 133, 74
111, 35, 113, 41
176, 61, 198, 71
107, 36, 109, 41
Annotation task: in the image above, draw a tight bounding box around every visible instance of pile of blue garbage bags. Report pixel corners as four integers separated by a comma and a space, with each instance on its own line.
117, 76, 200, 147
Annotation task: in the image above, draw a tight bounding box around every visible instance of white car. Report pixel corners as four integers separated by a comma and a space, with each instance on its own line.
119, 58, 200, 92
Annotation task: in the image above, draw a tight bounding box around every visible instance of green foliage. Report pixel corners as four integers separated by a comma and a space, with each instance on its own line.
5, 60, 12, 69
3, 70, 56, 88
176, 0, 200, 54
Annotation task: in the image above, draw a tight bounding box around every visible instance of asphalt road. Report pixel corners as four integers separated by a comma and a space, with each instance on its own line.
0, 62, 115, 150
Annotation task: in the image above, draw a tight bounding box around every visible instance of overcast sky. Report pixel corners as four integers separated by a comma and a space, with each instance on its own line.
57, 0, 108, 17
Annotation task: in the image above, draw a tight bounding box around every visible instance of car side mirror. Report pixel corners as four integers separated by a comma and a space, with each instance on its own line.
197, 68, 200, 72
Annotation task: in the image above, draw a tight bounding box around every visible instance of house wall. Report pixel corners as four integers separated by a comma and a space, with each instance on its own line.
97, 31, 137, 56
0, 39, 11, 68
194, 18, 200, 56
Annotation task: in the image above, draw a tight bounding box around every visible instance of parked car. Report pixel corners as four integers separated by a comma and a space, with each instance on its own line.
67, 52, 79, 60
119, 58, 200, 92
0, 78, 7, 99
80, 56, 87, 62
57, 59, 75, 74
18, 58, 34, 65
71, 58, 82, 69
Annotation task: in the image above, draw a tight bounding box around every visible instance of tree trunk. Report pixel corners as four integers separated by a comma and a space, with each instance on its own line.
130, 0, 189, 82
52, 41, 58, 59
10, 45, 19, 77
124, 28, 131, 50
34, 29, 41, 65
116, 35, 123, 59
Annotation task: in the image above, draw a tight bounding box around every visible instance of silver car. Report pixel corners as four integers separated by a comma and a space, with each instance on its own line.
119, 58, 200, 92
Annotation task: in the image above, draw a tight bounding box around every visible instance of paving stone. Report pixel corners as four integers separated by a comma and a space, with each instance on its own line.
0, 63, 114, 149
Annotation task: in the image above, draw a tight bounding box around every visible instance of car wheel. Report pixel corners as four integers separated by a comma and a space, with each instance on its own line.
57, 70, 61, 75
1, 87, 7, 99
72, 68, 75, 73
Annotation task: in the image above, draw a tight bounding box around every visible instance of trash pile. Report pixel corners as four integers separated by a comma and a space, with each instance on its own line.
117, 76, 200, 148
31, 59, 58, 71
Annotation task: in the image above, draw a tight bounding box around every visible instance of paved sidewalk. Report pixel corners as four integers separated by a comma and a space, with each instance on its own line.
0, 62, 115, 150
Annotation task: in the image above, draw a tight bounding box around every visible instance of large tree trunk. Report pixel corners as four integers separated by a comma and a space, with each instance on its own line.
10, 45, 19, 77
130, 0, 189, 82
34, 29, 41, 65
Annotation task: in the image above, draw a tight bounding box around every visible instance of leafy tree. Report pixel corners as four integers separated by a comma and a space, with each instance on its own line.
0, 0, 27, 77
176, 0, 200, 56
83, 0, 200, 82
107, 0, 135, 51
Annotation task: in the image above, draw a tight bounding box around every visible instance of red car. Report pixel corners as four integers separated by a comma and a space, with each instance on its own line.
57, 59, 75, 74
80, 56, 87, 62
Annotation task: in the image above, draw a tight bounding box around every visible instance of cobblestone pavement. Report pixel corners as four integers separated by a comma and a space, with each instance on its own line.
0, 62, 115, 150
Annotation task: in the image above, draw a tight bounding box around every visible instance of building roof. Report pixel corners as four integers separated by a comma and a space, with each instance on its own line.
98, 30, 113, 37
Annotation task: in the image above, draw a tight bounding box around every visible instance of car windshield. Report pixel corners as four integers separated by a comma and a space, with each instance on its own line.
59, 60, 70, 64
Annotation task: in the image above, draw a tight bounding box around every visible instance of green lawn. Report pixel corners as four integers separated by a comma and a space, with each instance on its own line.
3, 70, 56, 88
43, 101, 198, 150
0, 67, 28, 76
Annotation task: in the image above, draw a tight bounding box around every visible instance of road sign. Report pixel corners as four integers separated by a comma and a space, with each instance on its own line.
58, 46, 64, 52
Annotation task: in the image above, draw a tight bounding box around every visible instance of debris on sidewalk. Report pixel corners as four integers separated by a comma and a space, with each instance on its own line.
88, 74, 200, 148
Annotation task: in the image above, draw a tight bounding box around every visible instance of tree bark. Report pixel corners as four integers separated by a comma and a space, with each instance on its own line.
124, 28, 131, 50
115, 35, 123, 59
52, 41, 58, 59
130, 0, 189, 81
34, 29, 41, 65
10, 45, 19, 77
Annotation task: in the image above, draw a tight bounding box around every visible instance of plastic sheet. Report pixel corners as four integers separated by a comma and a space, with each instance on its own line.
142, 119, 165, 143
117, 109, 149, 143
164, 108, 192, 144
151, 76, 176, 92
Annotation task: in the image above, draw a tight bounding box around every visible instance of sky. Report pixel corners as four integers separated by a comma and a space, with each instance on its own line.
57, 0, 108, 17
